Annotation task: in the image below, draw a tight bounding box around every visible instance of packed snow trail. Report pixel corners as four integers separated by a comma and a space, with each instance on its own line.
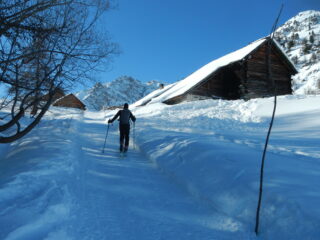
2, 96, 320, 239
66, 111, 249, 240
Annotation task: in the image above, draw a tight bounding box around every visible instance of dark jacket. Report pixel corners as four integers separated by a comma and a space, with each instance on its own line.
109, 109, 136, 125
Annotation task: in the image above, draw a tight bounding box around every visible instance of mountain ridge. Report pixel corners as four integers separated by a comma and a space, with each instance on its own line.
76, 76, 162, 110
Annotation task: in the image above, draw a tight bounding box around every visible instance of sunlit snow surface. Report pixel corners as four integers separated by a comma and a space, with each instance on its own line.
0, 95, 320, 239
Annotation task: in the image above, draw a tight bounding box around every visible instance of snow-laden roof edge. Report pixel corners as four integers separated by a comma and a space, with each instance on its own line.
150, 38, 268, 104
271, 36, 298, 72
132, 83, 176, 107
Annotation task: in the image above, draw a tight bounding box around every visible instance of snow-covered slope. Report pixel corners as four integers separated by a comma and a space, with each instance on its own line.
119, 95, 320, 239
77, 76, 161, 110
274, 10, 320, 94
1, 95, 320, 239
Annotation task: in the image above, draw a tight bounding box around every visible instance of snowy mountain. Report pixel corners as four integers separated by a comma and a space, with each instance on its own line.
274, 10, 320, 94
77, 76, 162, 110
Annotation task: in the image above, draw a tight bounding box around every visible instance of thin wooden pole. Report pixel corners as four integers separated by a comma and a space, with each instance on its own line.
255, 4, 283, 235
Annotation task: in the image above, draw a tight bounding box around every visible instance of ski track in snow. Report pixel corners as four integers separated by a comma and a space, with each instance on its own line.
1, 95, 320, 239
65, 112, 250, 240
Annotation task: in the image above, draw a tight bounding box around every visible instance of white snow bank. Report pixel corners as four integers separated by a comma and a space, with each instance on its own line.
130, 95, 320, 239
0, 107, 82, 240
1, 94, 320, 239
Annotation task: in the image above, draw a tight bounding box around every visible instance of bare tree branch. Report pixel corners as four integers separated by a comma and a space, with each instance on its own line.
0, 0, 118, 143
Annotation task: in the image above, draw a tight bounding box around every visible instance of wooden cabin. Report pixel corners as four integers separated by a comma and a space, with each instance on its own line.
53, 94, 86, 110
41, 88, 65, 102
30, 88, 66, 115
162, 37, 297, 105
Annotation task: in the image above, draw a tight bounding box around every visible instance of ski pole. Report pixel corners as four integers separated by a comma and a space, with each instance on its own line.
102, 123, 110, 153
133, 121, 136, 150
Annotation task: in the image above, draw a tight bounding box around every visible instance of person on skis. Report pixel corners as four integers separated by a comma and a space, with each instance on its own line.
108, 103, 136, 152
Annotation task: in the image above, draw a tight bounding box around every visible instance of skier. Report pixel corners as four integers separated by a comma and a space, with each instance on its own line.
108, 103, 136, 152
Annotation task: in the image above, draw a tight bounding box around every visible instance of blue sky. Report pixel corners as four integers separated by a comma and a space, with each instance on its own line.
0, 0, 319, 95
96, 0, 319, 87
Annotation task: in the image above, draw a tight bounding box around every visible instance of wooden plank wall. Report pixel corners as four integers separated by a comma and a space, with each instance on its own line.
245, 41, 292, 99
53, 94, 86, 110
188, 64, 243, 100
190, 72, 225, 98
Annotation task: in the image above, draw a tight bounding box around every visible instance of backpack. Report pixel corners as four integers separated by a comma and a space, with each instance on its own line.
119, 109, 131, 124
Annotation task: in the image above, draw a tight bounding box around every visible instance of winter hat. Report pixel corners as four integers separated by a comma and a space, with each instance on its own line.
123, 103, 129, 109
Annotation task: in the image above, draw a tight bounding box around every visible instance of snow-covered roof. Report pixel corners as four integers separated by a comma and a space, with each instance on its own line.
147, 37, 296, 104
132, 83, 176, 107
272, 36, 298, 71
150, 38, 267, 103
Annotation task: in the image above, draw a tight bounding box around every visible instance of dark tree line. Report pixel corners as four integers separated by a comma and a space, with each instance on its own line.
0, 0, 118, 143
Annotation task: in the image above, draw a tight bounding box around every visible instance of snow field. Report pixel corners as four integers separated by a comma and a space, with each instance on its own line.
0, 108, 82, 240
0, 95, 320, 239
128, 95, 320, 239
